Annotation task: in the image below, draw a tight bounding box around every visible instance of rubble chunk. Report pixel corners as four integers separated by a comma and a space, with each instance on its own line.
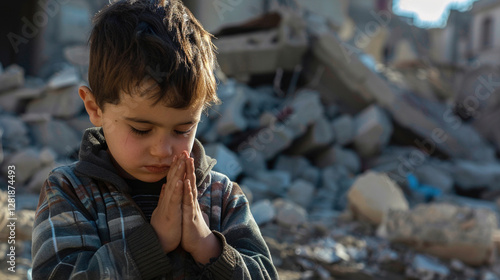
204, 143, 242, 180
0, 64, 24, 92
353, 105, 393, 157
379, 203, 498, 266
347, 171, 409, 225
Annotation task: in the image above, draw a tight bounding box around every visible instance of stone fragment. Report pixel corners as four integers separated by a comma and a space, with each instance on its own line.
26, 165, 56, 193
2, 148, 44, 185
379, 203, 497, 266
27, 118, 81, 157
240, 178, 273, 203
0, 86, 44, 113
353, 105, 392, 157
0, 115, 30, 151
274, 199, 307, 228
313, 145, 360, 173
238, 149, 267, 177
286, 179, 315, 209
287, 89, 324, 137
204, 143, 242, 180
274, 155, 311, 180
216, 87, 248, 136
26, 85, 83, 118
347, 171, 409, 225
331, 114, 354, 146
414, 164, 453, 194
46, 67, 80, 90
254, 170, 291, 194
406, 254, 450, 279
452, 160, 500, 190
0, 64, 24, 92
289, 116, 334, 155
250, 199, 276, 225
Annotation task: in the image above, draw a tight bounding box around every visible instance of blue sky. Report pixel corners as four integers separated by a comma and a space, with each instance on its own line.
393, 0, 479, 28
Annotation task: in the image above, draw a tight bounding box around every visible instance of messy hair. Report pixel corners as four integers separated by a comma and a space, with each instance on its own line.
88, 0, 220, 110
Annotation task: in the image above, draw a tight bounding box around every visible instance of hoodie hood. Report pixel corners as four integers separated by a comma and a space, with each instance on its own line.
75, 127, 217, 194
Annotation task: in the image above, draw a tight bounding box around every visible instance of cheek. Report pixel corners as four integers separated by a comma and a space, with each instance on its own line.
173, 134, 196, 155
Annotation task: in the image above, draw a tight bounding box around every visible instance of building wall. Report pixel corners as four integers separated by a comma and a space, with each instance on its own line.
471, 2, 500, 65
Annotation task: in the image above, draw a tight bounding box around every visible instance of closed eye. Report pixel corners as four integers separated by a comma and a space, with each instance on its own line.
174, 129, 192, 135
130, 127, 151, 136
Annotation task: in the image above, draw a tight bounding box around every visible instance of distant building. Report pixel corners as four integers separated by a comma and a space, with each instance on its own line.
428, 9, 472, 66
469, 0, 500, 65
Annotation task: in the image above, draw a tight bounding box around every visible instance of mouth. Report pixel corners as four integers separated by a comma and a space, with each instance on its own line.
144, 165, 170, 174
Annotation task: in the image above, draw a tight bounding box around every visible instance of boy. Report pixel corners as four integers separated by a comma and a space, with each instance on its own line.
31, 0, 278, 279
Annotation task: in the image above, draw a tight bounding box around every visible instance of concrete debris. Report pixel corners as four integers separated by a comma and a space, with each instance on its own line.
353, 104, 393, 157
378, 203, 497, 266
348, 171, 409, 225
204, 143, 242, 181
0, 64, 24, 92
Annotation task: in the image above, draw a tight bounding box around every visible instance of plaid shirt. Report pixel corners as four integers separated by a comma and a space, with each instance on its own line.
31, 128, 278, 280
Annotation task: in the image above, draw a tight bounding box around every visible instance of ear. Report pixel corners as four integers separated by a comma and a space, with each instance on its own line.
79, 86, 103, 127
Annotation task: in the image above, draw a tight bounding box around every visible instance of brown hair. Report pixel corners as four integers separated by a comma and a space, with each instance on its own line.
88, 0, 220, 110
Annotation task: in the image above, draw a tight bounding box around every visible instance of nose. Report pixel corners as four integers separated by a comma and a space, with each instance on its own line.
150, 135, 173, 159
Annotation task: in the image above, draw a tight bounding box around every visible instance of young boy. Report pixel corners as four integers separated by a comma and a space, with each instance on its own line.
31, 0, 278, 279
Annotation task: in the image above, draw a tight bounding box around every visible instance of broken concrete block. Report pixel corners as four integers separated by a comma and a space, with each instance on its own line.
0, 64, 24, 92
204, 143, 242, 181
378, 203, 497, 266
27, 118, 81, 157
406, 254, 450, 279
274, 155, 311, 180
347, 171, 409, 225
26, 165, 56, 193
251, 199, 276, 226
240, 177, 273, 203
313, 145, 360, 174
238, 149, 267, 177
0, 86, 44, 113
414, 164, 453, 194
2, 148, 44, 185
286, 179, 316, 209
26, 85, 83, 118
331, 114, 355, 146
258, 126, 295, 160
216, 87, 248, 136
254, 170, 291, 194
0, 115, 30, 151
353, 104, 392, 157
46, 67, 80, 90
388, 93, 496, 163
289, 116, 334, 155
215, 11, 308, 75
288, 90, 325, 137
453, 160, 500, 190
274, 198, 308, 228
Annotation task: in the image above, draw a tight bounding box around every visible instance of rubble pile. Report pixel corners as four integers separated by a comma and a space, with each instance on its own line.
2, 8, 500, 280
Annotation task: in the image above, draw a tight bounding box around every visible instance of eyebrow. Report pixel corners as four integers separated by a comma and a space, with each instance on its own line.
124, 117, 198, 126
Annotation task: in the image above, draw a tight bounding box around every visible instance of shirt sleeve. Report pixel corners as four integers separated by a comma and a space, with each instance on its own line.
203, 180, 279, 280
31, 171, 171, 280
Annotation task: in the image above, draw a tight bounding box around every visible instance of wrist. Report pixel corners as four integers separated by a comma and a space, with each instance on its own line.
191, 232, 222, 265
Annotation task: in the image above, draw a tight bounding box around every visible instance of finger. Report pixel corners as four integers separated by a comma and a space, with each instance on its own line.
166, 155, 179, 183
182, 179, 194, 207
169, 180, 184, 206
186, 158, 197, 200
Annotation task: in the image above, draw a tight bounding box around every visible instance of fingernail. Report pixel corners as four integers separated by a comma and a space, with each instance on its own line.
173, 155, 177, 163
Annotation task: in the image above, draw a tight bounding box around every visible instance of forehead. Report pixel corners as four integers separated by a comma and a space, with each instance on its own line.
109, 90, 204, 122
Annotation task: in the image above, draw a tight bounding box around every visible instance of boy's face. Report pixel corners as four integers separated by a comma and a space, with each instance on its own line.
91, 90, 203, 183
